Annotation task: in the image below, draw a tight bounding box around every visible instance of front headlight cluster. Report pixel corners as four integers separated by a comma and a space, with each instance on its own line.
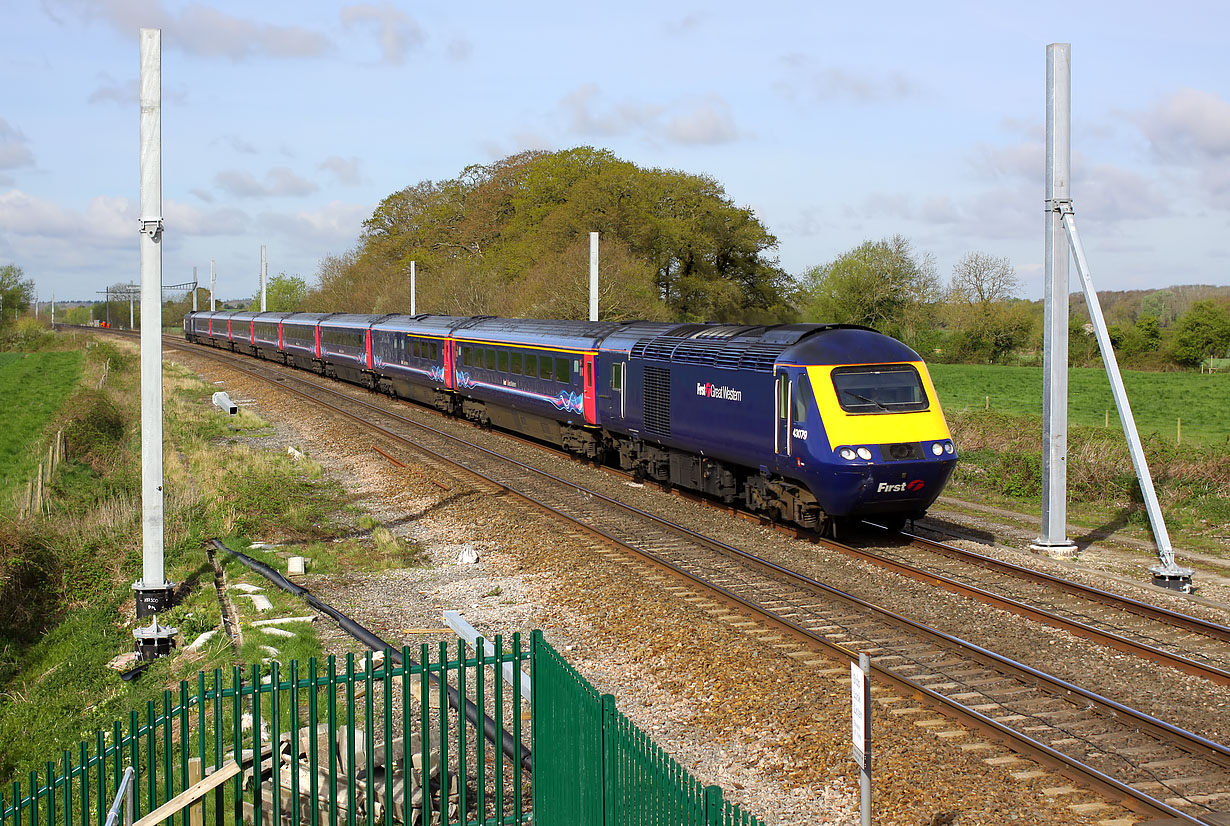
931, 440, 955, 456
838, 446, 874, 461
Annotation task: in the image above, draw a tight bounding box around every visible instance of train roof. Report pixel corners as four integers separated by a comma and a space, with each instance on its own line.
281, 312, 339, 327
626, 322, 916, 372
371, 314, 471, 335
318, 313, 378, 329
780, 326, 921, 366
449, 316, 627, 352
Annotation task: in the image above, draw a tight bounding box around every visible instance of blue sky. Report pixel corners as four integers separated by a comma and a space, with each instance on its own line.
2, 1, 1229, 304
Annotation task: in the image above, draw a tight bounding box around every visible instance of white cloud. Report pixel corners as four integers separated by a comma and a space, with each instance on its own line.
258, 201, 371, 244
968, 141, 1041, 182
46, 0, 333, 60
88, 73, 136, 105
446, 38, 471, 62
319, 156, 362, 186
1134, 88, 1230, 162
165, 200, 249, 235
778, 55, 921, 103
562, 84, 662, 137
0, 119, 35, 170
214, 167, 318, 198
0, 188, 133, 244
559, 86, 739, 146
666, 96, 739, 145
340, 3, 425, 64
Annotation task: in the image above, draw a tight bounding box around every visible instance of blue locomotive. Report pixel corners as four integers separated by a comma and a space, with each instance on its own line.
185, 311, 956, 531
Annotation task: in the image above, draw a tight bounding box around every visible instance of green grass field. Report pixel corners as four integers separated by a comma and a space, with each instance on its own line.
0, 351, 83, 499
929, 364, 1230, 446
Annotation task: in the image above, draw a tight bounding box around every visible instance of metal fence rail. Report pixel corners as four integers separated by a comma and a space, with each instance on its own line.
3, 632, 762, 826
529, 630, 761, 826
1, 639, 530, 826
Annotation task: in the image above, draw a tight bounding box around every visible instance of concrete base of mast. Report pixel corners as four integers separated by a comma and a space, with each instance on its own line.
1149, 563, 1195, 593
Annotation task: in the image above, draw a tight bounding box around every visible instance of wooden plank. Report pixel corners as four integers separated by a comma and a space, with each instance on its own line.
187, 759, 203, 826
133, 762, 241, 826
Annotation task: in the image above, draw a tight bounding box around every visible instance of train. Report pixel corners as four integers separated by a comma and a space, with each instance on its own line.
184, 310, 957, 532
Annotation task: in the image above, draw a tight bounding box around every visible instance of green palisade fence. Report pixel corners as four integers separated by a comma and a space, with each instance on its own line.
529, 630, 761, 826
2, 631, 761, 826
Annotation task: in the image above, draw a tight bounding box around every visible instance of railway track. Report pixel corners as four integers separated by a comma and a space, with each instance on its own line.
154, 336, 1230, 822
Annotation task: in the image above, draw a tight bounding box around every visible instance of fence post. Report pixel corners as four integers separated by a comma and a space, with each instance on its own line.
704, 785, 723, 826
601, 694, 617, 826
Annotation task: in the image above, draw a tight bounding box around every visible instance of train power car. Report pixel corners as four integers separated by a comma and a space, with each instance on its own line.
184, 311, 957, 531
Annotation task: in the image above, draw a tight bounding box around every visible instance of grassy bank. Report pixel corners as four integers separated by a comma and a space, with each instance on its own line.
0, 336, 386, 787
930, 364, 1230, 446
0, 350, 83, 506
944, 408, 1230, 555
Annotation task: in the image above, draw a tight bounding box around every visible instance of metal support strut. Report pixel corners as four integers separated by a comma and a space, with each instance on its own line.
1057, 202, 1192, 591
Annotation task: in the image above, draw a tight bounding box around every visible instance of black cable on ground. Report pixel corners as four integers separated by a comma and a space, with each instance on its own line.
211, 539, 532, 773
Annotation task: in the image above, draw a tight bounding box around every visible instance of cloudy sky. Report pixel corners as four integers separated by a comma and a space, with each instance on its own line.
3, 1, 1229, 303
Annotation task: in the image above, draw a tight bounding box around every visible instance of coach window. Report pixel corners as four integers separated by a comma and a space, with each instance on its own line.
539, 355, 554, 381
524, 353, 536, 377
611, 363, 622, 390
556, 357, 570, 383
485, 349, 497, 370
463, 346, 473, 367
512, 352, 523, 374
498, 351, 509, 372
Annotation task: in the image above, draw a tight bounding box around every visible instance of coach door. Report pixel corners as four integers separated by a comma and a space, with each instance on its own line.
775, 369, 792, 458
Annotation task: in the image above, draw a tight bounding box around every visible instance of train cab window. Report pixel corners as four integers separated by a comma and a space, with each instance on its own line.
524, 354, 537, 377
485, 349, 496, 370
498, 351, 509, 372
831, 365, 929, 414
539, 356, 554, 381
794, 374, 810, 421
611, 363, 622, 390
556, 358, 570, 383
511, 352, 523, 374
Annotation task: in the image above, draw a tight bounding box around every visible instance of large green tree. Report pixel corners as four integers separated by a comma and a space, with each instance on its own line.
0, 264, 34, 324
799, 236, 940, 348
1168, 300, 1230, 367
317, 147, 793, 323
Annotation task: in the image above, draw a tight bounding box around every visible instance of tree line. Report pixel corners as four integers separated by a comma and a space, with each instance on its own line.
6, 147, 1230, 368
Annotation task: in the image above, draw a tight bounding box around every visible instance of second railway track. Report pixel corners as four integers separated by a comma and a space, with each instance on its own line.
163, 334, 1230, 822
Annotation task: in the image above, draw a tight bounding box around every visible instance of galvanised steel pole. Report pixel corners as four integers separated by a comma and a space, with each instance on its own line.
135, 27, 175, 621
192, 266, 197, 312
410, 260, 416, 315
589, 232, 599, 322
210, 258, 216, 311
1033, 43, 1077, 556
260, 244, 267, 312
1060, 209, 1193, 590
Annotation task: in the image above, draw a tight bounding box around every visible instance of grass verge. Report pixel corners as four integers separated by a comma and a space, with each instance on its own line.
945, 408, 1230, 556
0, 335, 407, 788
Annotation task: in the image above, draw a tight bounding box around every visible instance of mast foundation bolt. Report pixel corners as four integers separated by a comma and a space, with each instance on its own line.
1149, 564, 1194, 593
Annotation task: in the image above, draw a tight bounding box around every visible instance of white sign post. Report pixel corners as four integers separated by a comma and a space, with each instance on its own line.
851, 652, 872, 825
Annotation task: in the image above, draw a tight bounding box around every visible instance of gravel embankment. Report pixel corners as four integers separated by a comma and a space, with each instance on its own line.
173, 348, 1230, 826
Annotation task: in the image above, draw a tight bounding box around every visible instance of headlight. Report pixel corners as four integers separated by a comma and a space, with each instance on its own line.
856, 447, 872, 461
932, 443, 944, 456
944, 442, 954, 454
839, 447, 857, 461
